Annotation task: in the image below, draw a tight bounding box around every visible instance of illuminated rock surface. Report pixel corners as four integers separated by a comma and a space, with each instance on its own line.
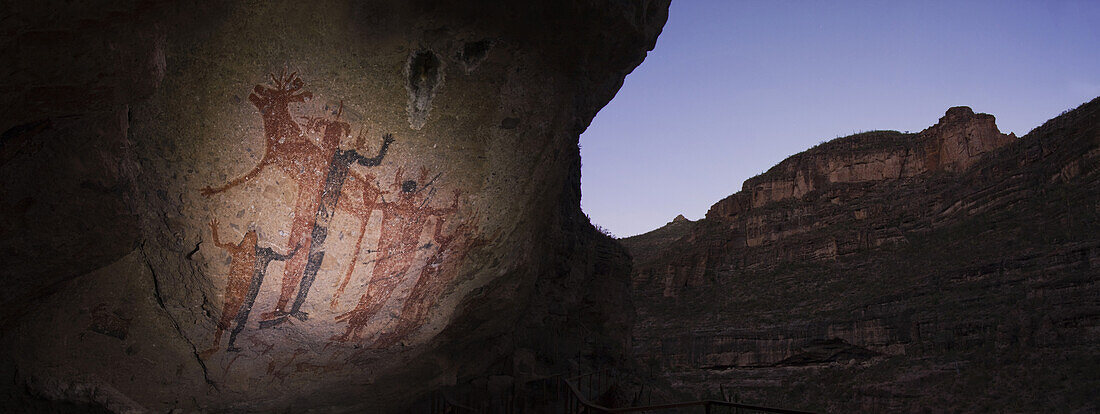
0, 1, 668, 411
624, 101, 1100, 412
7, 1, 1096, 412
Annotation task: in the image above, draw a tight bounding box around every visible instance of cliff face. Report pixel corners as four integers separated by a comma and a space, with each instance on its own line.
717, 106, 1016, 216
0, 1, 667, 411
624, 100, 1100, 412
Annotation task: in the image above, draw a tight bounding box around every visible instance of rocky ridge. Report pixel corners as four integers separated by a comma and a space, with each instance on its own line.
624, 100, 1100, 412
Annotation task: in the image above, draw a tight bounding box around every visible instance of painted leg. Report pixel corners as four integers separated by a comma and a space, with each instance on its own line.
287, 153, 351, 320
289, 249, 325, 320
332, 220, 368, 309
266, 184, 322, 320
228, 260, 269, 350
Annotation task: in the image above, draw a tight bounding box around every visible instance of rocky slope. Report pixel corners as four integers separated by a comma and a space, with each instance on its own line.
624, 100, 1100, 412
0, 1, 668, 412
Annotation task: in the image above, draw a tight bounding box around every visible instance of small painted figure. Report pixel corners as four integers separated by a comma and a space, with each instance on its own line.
372, 214, 485, 348
331, 167, 458, 342
200, 219, 297, 358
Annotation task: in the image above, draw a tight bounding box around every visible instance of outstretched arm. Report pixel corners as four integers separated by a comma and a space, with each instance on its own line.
200, 157, 271, 197
270, 244, 301, 261
431, 218, 461, 249
349, 134, 395, 167
209, 219, 234, 250
428, 190, 461, 217
432, 217, 448, 241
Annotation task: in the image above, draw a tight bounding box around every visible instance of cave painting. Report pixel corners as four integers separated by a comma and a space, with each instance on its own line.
200, 72, 480, 357
331, 167, 458, 343
372, 214, 487, 348
200, 219, 297, 358
200, 71, 392, 325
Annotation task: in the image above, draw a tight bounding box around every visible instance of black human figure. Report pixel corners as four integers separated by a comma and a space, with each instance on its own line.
226, 243, 299, 351
262, 132, 394, 327
201, 220, 298, 359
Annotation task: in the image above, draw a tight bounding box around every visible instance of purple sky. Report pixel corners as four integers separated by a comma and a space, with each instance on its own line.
580, 0, 1100, 237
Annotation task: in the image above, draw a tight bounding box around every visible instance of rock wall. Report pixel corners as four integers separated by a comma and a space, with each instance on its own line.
0, 1, 668, 412
624, 100, 1100, 412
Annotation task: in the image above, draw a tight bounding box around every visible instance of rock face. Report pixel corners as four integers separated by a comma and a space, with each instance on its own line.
0, 1, 668, 412
624, 101, 1100, 412
720, 106, 1015, 215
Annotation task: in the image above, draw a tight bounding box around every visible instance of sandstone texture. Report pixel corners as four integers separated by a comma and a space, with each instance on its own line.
0, 1, 668, 412
624, 101, 1100, 412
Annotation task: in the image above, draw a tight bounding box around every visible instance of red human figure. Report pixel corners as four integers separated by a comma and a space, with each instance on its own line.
276, 126, 391, 323
199, 73, 394, 323
198, 220, 248, 356
328, 130, 393, 310
330, 169, 384, 310
371, 214, 485, 348
200, 219, 297, 359
199, 72, 340, 321
331, 167, 458, 342
261, 100, 357, 321
199, 219, 256, 358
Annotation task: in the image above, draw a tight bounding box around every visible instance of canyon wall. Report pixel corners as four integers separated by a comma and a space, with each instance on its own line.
625, 101, 1100, 412
0, 1, 667, 411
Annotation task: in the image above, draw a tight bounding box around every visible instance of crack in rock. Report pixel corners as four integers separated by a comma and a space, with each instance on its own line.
140, 243, 217, 389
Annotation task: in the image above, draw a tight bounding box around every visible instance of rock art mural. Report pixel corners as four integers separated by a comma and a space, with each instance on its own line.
199, 72, 479, 362
332, 167, 459, 343
373, 214, 487, 349
0, 2, 667, 410
200, 219, 297, 357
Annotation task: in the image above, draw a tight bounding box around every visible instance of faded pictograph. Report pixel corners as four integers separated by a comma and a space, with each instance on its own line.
201, 72, 392, 326
331, 167, 458, 342
200, 219, 297, 358
199, 72, 480, 361
372, 213, 487, 348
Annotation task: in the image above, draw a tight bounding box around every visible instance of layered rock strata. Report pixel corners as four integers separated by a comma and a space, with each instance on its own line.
625, 101, 1100, 412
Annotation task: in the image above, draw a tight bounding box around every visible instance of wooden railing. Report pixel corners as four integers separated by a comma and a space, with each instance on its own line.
427, 369, 816, 413
564, 375, 815, 413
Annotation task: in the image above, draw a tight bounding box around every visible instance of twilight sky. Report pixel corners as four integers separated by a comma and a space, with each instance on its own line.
579, 0, 1100, 238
